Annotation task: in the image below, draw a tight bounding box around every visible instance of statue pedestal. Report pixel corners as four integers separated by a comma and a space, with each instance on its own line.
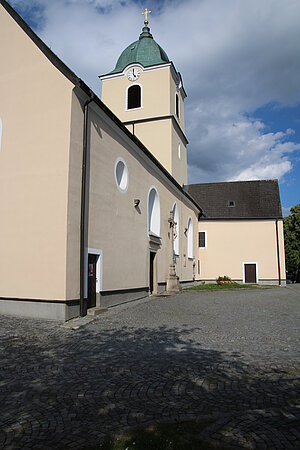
166, 264, 181, 293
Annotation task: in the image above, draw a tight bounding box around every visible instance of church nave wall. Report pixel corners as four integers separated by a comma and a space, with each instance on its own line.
0, 4, 74, 303
66, 93, 199, 304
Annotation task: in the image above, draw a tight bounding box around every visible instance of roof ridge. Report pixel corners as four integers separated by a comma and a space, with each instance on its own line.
188, 179, 279, 187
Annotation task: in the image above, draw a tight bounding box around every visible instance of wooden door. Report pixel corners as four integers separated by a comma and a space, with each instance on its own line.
88, 254, 97, 308
244, 264, 257, 283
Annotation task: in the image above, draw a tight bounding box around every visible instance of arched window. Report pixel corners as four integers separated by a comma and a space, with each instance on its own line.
0, 118, 2, 152
175, 93, 180, 119
187, 217, 193, 259
127, 85, 141, 110
173, 202, 179, 256
148, 187, 160, 237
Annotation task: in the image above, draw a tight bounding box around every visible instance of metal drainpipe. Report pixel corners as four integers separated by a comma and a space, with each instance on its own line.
275, 219, 281, 286
80, 96, 94, 316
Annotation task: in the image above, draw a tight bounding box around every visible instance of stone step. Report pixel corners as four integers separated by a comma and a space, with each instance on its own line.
87, 307, 108, 316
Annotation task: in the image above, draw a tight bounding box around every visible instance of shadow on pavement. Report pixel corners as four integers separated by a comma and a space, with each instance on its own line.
0, 317, 299, 449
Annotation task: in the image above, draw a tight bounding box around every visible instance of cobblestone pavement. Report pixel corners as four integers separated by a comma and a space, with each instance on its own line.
0, 285, 299, 449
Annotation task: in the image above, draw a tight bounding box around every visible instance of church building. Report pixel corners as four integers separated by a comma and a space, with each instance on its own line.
0, 0, 285, 321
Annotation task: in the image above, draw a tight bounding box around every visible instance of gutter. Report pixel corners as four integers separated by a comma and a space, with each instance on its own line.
80, 96, 94, 316
275, 219, 282, 286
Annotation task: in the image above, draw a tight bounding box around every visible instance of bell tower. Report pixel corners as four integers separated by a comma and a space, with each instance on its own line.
100, 10, 188, 186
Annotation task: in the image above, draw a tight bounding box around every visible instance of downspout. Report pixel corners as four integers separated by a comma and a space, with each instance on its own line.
80, 96, 94, 316
275, 219, 281, 286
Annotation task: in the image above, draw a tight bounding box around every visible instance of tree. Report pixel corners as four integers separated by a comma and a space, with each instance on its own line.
284, 204, 300, 282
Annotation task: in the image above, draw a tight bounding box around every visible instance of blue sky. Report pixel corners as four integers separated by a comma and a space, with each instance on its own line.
8, 0, 300, 214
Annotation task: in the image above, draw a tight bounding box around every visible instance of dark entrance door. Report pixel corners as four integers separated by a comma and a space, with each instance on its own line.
244, 264, 257, 283
149, 252, 155, 294
88, 254, 97, 308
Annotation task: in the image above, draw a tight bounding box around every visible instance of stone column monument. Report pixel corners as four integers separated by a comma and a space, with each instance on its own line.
166, 211, 181, 293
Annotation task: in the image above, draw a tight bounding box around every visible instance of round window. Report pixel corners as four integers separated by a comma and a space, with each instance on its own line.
114, 158, 128, 192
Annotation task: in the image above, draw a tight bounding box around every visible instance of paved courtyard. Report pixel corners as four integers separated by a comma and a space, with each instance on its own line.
0, 285, 299, 449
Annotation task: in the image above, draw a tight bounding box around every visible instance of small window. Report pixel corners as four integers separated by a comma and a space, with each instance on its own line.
227, 200, 235, 207
199, 231, 206, 248
175, 93, 180, 119
127, 85, 141, 109
178, 143, 181, 159
114, 157, 128, 192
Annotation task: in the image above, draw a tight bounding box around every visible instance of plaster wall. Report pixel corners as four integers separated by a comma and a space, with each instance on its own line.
67, 94, 198, 298
134, 120, 172, 174
198, 220, 286, 283
0, 5, 73, 300
171, 126, 187, 186
101, 66, 171, 121
169, 70, 185, 130
101, 65, 187, 186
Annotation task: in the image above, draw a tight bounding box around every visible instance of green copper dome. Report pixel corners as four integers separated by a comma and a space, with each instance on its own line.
110, 25, 169, 74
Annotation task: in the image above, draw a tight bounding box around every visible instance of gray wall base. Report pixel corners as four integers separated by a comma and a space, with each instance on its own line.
0, 299, 80, 321
258, 279, 286, 287
180, 280, 197, 288
100, 288, 149, 308
157, 283, 166, 294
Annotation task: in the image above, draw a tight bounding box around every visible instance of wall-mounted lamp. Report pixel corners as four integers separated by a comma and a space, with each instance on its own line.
134, 199, 140, 207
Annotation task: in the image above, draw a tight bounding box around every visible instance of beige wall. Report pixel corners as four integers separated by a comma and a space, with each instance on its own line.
102, 66, 171, 121
0, 5, 74, 300
169, 70, 185, 131
85, 104, 198, 290
101, 65, 187, 186
0, 3, 197, 304
171, 126, 187, 186
197, 220, 286, 283
130, 119, 187, 187
65, 89, 84, 300
102, 65, 185, 130
67, 94, 198, 298
134, 120, 172, 174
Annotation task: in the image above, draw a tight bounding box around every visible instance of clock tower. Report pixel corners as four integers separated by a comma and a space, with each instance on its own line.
100, 10, 188, 186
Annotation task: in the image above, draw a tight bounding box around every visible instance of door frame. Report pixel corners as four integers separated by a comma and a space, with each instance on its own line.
243, 262, 258, 284
149, 250, 157, 294
87, 253, 97, 309
85, 248, 103, 301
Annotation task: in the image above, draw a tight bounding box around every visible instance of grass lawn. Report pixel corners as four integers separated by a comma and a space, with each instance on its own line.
184, 282, 256, 291
98, 419, 229, 450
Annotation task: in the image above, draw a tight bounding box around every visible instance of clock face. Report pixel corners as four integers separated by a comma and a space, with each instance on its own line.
127, 67, 140, 81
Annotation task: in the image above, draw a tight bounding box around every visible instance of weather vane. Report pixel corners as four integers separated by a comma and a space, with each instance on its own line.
142, 7, 152, 26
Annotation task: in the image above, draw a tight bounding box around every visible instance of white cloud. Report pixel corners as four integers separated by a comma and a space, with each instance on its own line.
187, 110, 300, 183
8, 0, 300, 184
282, 206, 291, 217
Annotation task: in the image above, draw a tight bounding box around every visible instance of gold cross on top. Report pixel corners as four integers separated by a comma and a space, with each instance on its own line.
142, 7, 152, 25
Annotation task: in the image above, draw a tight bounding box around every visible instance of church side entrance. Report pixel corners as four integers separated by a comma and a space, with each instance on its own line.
149, 251, 157, 294
88, 254, 97, 308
